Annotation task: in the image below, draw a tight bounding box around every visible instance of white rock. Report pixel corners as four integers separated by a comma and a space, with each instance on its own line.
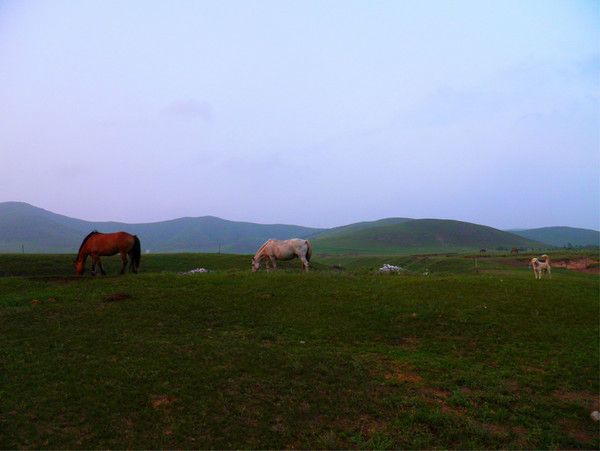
179, 268, 209, 275
378, 264, 403, 273
591, 411, 600, 421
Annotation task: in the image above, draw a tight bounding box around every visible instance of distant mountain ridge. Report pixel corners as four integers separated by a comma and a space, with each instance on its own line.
0, 201, 594, 254
0, 202, 323, 253
509, 226, 599, 248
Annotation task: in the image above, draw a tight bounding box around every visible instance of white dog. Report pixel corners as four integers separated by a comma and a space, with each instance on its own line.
530, 254, 551, 279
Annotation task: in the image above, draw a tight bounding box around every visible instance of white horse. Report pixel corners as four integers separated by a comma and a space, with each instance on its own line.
252, 239, 312, 272
530, 254, 551, 279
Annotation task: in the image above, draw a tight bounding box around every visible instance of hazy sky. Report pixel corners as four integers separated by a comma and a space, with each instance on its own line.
1, 0, 598, 229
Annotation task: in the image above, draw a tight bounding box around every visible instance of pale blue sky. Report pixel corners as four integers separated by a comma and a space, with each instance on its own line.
0, 0, 598, 229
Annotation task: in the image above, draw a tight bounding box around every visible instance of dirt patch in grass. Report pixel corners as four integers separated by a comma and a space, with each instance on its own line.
30, 297, 60, 306
504, 380, 520, 393
553, 390, 600, 410
357, 415, 387, 437
419, 387, 469, 416
559, 419, 594, 444
552, 258, 599, 274
460, 386, 483, 396
399, 336, 421, 349
485, 422, 509, 437
104, 292, 131, 302
381, 361, 423, 384
511, 425, 530, 448
420, 387, 450, 399
485, 256, 599, 273
331, 414, 388, 441
151, 395, 177, 409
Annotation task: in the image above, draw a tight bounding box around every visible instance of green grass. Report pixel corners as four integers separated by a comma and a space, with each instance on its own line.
0, 253, 598, 449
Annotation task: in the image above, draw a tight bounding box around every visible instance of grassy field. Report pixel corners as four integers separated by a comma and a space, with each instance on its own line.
1, 252, 598, 449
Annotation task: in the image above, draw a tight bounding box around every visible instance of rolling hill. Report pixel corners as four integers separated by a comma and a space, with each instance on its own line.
307, 217, 413, 239
0, 202, 570, 254
509, 226, 599, 248
0, 202, 323, 253
312, 218, 543, 254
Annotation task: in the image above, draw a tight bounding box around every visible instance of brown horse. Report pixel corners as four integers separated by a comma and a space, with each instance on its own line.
75, 231, 141, 276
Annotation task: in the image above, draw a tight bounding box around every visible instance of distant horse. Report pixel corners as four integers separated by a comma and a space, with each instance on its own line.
530, 254, 551, 279
511, 247, 520, 254
75, 231, 141, 276
480, 249, 487, 253
252, 239, 312, 272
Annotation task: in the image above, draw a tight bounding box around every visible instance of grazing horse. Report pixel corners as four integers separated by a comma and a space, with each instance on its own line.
511, 247, 520, 254
252, 239, 312, 272
530, 254, 551, 279
74, 231, 141, 276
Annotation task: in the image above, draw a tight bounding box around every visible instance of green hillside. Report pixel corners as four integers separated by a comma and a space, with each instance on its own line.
308, 217, 412, 239
509, 226, 599, 248
313, 219, 544, 254
0, 202, 323, 254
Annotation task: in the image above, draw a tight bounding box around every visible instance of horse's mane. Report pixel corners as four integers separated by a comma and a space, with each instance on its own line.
254, 239, 274, 257
77, 230, 100, 255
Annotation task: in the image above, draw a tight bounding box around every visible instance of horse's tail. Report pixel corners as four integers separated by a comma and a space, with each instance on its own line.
305, 240, 312, 262
129, 235, 141, 273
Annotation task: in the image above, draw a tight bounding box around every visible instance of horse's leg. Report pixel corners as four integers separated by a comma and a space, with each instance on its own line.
300, 256, 309, 272
129, 253, 138, 273
97, 257, 107, 276
119, 252, 128, 275
269, 256, 277, 270
265, 259, 271, 271
91, 255, 97, 276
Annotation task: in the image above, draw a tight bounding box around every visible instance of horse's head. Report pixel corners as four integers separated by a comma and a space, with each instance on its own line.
251, 257, 260, 272
74, 257, 85, 276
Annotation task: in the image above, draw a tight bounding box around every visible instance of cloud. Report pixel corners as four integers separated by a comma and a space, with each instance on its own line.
161, 100, 212, 122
